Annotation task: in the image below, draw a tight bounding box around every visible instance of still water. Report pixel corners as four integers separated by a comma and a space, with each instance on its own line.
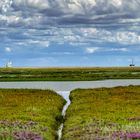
0, 79, 140, 101
0, 80, 140, 92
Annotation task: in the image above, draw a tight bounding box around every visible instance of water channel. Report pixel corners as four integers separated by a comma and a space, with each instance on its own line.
0, 80, 140, 91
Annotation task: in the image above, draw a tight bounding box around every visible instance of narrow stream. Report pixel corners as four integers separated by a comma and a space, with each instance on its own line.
57, 91, 71, 140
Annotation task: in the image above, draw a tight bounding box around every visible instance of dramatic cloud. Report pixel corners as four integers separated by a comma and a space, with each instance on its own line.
0, 0, 140, 66
0, 0, 139, 26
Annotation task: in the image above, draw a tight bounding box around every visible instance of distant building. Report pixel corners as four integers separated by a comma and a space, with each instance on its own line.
6, 61, 12, 68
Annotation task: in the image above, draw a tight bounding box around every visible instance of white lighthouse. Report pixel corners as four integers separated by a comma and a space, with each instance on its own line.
6, 61, 12, 68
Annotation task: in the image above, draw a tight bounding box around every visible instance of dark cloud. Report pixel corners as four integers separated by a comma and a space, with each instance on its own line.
0, 0, 140, 27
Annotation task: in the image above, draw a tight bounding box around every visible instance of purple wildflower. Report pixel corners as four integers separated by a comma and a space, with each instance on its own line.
112, 131, 140, 140
127, 132, 140, 139
13, 131, 43, 140
27, 121, 37, 126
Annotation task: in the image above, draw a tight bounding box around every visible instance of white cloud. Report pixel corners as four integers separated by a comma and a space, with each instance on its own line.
65, 0, 97, 14
41, 41, 50, 48
70, 42, 89, 46
0, 13, 42, 26
0, 0, 13, 13
64, 35, 81, 42
111, 0, 122, 7
27, 40, 50, 48
80, 28, 98, 37
0, 15, 20, 25
85, 47, 99, 54
78, 28, 140, 45
5, 47, 12, 52
13, 0, 49, 10
111, 48, 128, 52
115, 32, 140, 44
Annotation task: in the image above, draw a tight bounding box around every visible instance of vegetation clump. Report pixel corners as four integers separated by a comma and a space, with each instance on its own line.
62, 86, 140, 140
0, 89, 66, 140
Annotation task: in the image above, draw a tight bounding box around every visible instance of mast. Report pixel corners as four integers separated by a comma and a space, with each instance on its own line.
129, 58, 135, 67
132, 59, 134, 65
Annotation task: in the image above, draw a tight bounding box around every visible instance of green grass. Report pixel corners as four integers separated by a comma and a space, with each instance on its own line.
0, 67, 140, 81
0, 89, 66, 140
62, 86, 140, 140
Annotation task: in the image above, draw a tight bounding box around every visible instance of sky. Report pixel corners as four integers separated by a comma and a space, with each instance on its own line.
0, 0, 140, 67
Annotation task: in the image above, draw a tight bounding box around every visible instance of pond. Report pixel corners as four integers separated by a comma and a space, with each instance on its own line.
0, 79, 140, 102
0, 79, 140, 92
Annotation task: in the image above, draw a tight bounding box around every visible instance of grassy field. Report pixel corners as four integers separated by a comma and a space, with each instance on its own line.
0, 67, 140, 81
62, 86, 140, 140
0, 89, 66, 140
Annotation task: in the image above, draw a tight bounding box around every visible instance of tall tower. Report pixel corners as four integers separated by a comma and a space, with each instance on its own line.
129, 59, 135, 67
6, 61, 12, 68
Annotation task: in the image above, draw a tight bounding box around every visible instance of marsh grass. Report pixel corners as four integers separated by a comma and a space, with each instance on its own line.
0, 67, 140, 81
0, 89, 66, 140
62, 86, 140, 140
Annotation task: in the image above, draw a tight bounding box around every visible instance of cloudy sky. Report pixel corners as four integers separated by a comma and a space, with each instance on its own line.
0, 0, 140, 67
